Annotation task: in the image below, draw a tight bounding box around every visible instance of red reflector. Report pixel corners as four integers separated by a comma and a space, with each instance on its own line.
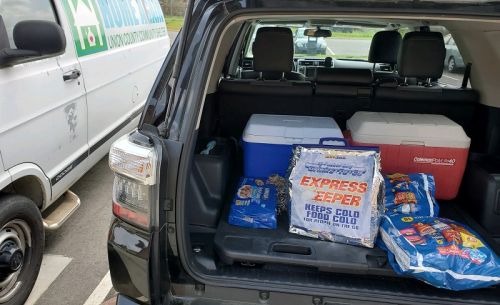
113, 201, 149, 228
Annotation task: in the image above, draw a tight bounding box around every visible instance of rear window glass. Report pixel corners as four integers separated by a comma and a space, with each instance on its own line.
434, 26, 469, 88
245, 24, 385, 60
243, 23, 470, 88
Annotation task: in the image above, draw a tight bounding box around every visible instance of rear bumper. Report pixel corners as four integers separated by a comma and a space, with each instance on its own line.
108, 218, 151, 303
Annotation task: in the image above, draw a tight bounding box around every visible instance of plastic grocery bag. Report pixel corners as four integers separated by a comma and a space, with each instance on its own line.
228, 177, 277, 229
379, 214, 500, 290
288, 139, 384, 248
384, 173, 439, 217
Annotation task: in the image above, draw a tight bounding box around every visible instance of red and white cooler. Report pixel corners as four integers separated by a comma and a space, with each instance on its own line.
347, 112, 471, 200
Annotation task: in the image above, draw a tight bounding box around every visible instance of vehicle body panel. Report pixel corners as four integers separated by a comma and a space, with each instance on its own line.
0, 0, 170, 210
57, 0, 169, 203
7, 163, 52, 208
0, 160, 11, 191
65, 0, 170, 153
50, 111, 141, 205
0, 0, 88, 203
108, 219, 151, 300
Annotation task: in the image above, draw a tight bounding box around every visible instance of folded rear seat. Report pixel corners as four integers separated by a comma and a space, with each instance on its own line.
373, 31, 478, 135
218, 27, 312, 138
312, 67, 373, 129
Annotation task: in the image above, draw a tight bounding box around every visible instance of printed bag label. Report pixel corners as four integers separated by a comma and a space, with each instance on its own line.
289, 147, 383, 247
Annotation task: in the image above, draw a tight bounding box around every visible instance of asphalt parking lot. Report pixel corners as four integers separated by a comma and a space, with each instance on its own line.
326, 38, 371, 56
27, 156, 116, 305
441, 71, 465, 87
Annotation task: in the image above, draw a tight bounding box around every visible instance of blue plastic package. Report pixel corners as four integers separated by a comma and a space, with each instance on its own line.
384, 173, 439, 217
379, 214, 500, 290
228, 177, 277, 229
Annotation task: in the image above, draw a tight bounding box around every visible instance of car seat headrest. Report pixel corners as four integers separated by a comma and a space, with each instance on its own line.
252, 27, 294, 73
398, 31, 446, 79
368, 31, 402, 64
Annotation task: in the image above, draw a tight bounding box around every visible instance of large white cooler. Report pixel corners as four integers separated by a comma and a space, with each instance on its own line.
242, 114, 343, 178
347, 111, 471, 200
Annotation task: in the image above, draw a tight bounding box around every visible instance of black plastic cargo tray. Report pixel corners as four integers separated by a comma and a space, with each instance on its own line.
214, 213, 399, 277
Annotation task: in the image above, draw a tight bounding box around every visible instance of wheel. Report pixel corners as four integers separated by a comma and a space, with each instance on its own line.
447, 56, 457, 73
0, 195, 44, 305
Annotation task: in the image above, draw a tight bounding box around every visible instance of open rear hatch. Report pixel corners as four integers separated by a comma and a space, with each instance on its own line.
180, 13, 500, 304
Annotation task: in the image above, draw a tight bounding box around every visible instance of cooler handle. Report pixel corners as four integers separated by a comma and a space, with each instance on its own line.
319, 137, 348, 146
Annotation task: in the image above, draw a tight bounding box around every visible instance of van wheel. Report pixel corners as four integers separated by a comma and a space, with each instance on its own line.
447, 56, 456, 73
0, 195, 44, 305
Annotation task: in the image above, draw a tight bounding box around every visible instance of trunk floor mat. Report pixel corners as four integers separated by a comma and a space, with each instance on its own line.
211, 197, 500, 304
215, 211, 397, 276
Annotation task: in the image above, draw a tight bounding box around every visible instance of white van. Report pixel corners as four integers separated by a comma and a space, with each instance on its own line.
0, 0, 169, 303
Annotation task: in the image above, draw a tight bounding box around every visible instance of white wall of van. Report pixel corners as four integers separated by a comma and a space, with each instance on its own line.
0, 0, 169, 303
0, 0, 169, 208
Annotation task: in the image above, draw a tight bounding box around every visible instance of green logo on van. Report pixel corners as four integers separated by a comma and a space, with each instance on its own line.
62, 0, 109, 57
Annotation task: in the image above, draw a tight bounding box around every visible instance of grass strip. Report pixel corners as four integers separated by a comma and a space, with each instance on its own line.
165, 15, 184, 32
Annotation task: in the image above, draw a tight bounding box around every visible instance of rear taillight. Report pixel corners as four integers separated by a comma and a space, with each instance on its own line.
109, 134, 156, 229
112, 175, 151, 229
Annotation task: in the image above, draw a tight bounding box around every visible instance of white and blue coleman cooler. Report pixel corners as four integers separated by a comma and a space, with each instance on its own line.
242, 114, 343, 178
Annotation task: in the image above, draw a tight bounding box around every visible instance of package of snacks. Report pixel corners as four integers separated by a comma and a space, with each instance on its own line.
228, 177, 277, 229
379, 214, 500, 290
288, 139, 384, 248
384, 173, 439, 217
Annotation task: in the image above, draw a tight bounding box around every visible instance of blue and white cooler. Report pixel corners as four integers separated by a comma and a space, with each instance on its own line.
242, 114, 343, 178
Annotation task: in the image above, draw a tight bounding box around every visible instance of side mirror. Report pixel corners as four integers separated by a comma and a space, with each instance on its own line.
0, 20, 66, 67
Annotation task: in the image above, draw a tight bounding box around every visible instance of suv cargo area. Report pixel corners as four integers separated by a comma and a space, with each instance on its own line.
180, 16, 500, 304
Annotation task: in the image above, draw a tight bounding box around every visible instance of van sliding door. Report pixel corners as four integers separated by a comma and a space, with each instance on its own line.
62, 0, 170, 159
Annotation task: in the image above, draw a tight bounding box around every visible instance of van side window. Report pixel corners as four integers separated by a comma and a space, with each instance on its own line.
0, 0, 57, 48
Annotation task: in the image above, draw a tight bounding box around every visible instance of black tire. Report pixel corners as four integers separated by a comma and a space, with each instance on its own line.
447, 56, 456, 73
0, 195, 44, 305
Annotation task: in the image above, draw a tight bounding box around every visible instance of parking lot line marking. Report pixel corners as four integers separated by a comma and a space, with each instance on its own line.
25, 254, 72, 305
82, 271, 113, 305
327, 46, 335, 56
442, 74, 460, 81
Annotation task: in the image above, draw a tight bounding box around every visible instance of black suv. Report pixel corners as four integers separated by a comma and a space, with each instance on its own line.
107, 1, 500, 304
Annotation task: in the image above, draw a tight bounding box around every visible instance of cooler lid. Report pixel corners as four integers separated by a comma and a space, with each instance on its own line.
347, 112, 470, 148
243, 114, 343, 145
